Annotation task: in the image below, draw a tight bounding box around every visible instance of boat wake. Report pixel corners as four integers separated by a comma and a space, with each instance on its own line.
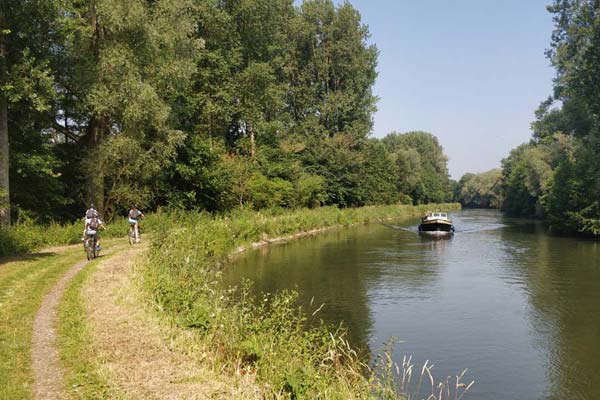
381, 222, 506, 234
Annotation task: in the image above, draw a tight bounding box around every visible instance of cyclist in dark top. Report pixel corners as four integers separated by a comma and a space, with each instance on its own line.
128, 205, 144, 243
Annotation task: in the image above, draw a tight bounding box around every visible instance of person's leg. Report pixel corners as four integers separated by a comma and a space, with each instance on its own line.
82, 218, 91, 240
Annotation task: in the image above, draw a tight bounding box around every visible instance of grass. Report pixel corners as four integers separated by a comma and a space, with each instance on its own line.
57, 243, 127, 400
137, 203, 463, 399
0, 238, 125, 400
0, 247, 83, 399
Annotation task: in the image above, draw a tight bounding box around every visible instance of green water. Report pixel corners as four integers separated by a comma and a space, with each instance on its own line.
222, 209, 600, 399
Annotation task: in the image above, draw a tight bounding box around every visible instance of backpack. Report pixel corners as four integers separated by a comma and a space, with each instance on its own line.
89, 218, 100, 230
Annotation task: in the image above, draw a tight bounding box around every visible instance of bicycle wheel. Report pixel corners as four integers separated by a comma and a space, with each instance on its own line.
128, 226, 134, 245
85, 239, 92, 260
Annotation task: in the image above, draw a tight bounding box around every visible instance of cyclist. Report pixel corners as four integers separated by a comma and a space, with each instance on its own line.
82, 204, 100, 240
128, 205, 144, 243
84, 215, 104, 250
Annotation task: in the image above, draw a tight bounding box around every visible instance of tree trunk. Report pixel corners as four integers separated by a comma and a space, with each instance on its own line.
0, 94, 9, 226
0, 10, 10, 225
84, 1, 105, 216
85, 116, 105, 214
249, 122, 255, 159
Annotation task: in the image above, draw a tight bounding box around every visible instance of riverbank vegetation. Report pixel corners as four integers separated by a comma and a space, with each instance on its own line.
139, 204, 461, 399
499, 0, 600, 235
452, 1, 600, 236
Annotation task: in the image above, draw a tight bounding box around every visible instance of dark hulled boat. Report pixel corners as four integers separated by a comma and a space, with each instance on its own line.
418, 211, 455, 235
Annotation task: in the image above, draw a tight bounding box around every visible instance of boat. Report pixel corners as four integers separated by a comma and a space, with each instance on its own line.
418, 211, 455, 235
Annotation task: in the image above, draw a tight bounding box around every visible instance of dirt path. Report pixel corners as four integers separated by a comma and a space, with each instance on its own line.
31, 256, 88, 400
83, 246, 259, 399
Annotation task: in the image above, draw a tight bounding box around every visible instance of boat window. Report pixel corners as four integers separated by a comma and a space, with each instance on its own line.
441, 213, 447, 217
433, 213, 439, 217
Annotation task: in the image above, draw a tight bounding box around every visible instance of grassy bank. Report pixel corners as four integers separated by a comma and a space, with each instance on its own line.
139, 204, 461, 399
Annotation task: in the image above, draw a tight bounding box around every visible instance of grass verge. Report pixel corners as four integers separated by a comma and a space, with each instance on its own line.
138, 204, 461, 399
0, 248, 83, 399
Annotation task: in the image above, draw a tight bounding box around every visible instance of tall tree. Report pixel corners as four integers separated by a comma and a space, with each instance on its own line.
501, 0, 600, 233
54, 0, 200, 216
0, 1, 57, 225
383, 131, 451, 204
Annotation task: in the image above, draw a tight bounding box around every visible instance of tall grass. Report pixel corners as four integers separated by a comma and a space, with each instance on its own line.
138, 204, 463, 399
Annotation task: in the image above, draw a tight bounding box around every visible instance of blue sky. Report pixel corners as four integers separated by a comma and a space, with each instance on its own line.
328, 0, 556, 179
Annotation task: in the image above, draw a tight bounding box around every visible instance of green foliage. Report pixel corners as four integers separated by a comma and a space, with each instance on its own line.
93, 132, 184, 219
499, 1, 600, 234
383, 131, 452, 204
159, 135, 232, 211
9, 114, 72, 222
296, 174, 328, 208
3, 0, 455, 227
455, 169, 503, 209
545, 136, 600, 234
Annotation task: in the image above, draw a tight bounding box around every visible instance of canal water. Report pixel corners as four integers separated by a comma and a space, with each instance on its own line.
222, 209, 600, 399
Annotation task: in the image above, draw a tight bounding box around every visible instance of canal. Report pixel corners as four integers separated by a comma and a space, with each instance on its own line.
222, 209, 600, 399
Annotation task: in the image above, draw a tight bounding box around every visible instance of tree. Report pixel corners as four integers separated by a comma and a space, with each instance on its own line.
455, 169, 503, 209
286, 0, 378, 140
383, 131, 451, 204
500, 1, 600, 233
0, 1, 57, 224
53, 0, 200, 216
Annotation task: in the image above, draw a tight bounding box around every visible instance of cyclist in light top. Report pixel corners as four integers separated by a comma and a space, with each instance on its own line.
85, 215, 104, 249
128, 205, 144, 243
82, 204, 100, 240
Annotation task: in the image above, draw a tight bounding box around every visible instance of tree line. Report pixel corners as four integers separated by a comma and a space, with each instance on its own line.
453, 0, 600, 236
0, 0, 453, 225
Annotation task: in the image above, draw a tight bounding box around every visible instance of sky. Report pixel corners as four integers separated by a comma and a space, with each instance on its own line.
329, 0, 556, 179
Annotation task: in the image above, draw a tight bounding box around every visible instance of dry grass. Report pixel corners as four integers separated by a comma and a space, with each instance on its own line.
80, 246, 262, 399
371, 340, 474, 400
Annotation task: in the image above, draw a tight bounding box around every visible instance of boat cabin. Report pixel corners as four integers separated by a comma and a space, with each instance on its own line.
422, 211, 450, 221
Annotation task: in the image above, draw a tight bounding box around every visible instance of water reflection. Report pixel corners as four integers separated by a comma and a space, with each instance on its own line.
499, 220, 600, 400
222, 209, 600, 400
223, 223, 450, 352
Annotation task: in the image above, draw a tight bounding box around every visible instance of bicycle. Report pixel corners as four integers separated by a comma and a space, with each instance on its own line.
128, 222, 141, 245
84, 233, 99, 260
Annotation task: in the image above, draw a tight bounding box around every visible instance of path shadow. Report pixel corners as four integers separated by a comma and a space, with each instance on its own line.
0, 252, 57, 266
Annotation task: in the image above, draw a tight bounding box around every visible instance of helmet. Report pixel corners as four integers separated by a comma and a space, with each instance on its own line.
90, 203, 95, 209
